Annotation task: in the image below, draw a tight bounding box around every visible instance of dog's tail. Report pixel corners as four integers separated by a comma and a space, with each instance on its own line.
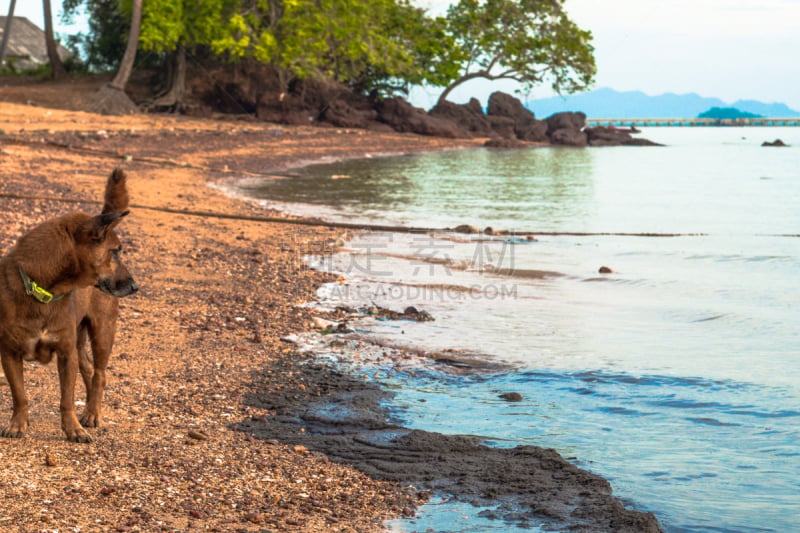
102, 168, 130, 214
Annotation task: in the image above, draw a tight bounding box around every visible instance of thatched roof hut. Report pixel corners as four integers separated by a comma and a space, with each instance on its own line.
0, 16, 72, 71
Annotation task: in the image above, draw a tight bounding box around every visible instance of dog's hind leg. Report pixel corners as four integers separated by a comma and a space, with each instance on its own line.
0, 355, 29, 438
78, 322, 93, 396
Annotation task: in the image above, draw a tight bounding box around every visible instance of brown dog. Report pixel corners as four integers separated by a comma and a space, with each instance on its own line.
0, 169, 137, 442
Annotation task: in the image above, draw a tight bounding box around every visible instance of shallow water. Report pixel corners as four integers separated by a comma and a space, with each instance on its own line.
237, 127, 800, 532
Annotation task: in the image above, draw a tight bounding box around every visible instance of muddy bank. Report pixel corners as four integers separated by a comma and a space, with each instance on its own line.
236, 352, 663, 532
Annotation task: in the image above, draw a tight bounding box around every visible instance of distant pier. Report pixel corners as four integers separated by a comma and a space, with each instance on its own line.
586, 118, 800, 127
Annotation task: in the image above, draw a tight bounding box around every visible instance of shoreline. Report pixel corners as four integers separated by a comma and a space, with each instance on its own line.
238, 337, 662, 532
0, 101, 660, 531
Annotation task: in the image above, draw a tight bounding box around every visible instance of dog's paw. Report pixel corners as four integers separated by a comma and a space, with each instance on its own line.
0, 427, 26, 439
65, 426, 93, 443
79, 412, 101, 428
1, 418, 28, 438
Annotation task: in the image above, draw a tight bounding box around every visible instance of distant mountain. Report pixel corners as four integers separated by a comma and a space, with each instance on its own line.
728, 99, 800, 118
525, 88, 800, 119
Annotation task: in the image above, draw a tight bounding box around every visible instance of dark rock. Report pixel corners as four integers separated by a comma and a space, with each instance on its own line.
585, 126, 632, 146
464, 97, 484, 115
254, 75, 379, 129
487, 91, 535, 121
598, 266, 614, 274
256, 93, 316, 125
586, 126, 662, 147
762, 139, 788, 147
487, 115, 517, 139
623, 137, 663, 147
375, 97, 463, 138
401, 306, 435, 322
320, 98, 377, 129
549, 128, 588, 147
430, 99, 493, 137
515, 119, 549, 142
453, 224, 481, 234
499, 392, 524, 402
487, 92, 548, 142
544, 112, 588, 146
364, 305, 435, 322
239, 356, 665, 533
545, 112, 587, 136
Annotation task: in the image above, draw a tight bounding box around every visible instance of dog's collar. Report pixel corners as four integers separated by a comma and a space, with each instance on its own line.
19, 267, 64, 304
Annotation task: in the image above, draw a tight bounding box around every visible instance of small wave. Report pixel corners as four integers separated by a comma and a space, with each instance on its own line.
687, 417, 741, 427
652, 399, 726, 409
513, 370, 747, 391
593, 406, 654, 416
725, 408, 800, 419
690, 314, 726, 323
686, 253, 796, 264
485, 267, 565, 280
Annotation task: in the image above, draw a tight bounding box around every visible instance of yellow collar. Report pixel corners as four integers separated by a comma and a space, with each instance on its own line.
19, 267, 64, 304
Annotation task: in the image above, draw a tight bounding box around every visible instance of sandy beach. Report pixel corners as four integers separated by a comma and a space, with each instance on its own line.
0, 95, 661, 532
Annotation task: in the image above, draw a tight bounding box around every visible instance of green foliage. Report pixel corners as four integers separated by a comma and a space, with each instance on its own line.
138, 0, 238, 53
698, 107, 762, 120
60, 0, 597, 101
210, 0, 455, 94
436, 0, 596, 103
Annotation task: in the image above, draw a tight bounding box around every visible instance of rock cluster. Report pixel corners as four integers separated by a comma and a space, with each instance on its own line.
256, 86, 659, 146
188, 70, 658, 147
762, 138, 788, 147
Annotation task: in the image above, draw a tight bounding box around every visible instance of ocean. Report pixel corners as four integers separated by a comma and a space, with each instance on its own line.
229, 127, 800, 532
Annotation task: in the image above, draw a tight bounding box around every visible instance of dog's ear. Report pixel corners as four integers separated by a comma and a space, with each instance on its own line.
77, 210, 130, 243
102, 168, 130, 214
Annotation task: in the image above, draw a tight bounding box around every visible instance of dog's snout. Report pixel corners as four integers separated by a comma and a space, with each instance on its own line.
95, 276, 138, 297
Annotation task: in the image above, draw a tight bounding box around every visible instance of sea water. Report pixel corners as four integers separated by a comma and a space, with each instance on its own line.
235, 127, 800, 532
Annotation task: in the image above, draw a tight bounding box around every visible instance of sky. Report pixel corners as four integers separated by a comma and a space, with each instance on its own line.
413, 0, 800, 110
0, 1, 88, 39
3, 1, 799, 111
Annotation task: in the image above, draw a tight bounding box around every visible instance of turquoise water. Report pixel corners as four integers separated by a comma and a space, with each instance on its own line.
237, 127, 800, 532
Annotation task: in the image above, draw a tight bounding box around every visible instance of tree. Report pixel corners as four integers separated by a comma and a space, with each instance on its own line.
435, 0, 596, 106
90, 0, 142, 114
108, 0, 141, 90
138, 0, 236, 110
212, 0, 453, 97
43, 0, 68, 79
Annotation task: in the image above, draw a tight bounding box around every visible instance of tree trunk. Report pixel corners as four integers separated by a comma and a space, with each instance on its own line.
0, 0, 17, 66
42, 0, 67, 80
148, 45, 187, 112
90, 0, 141, 115
110, 0, 142, 90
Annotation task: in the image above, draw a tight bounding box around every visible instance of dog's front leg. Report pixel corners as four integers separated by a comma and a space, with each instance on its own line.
1, 354, 29, 438
57, 349, 92, 443
80, 320, 115, 428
